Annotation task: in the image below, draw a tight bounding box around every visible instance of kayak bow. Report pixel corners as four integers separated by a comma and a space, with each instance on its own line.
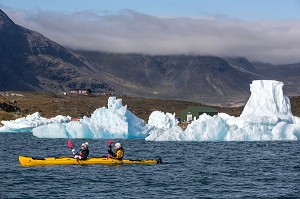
19, 156, 162, 166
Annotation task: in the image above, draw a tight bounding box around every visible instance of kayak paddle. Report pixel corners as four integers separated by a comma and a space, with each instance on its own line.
68, 140, 80, 164
108, 140, 114, 145
68, 140, 73, 149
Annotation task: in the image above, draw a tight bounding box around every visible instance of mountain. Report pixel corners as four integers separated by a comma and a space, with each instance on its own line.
1, 9, 300, 105
73, 50, 300, 104
74, 51, 260, 104
0, 9, 111, 92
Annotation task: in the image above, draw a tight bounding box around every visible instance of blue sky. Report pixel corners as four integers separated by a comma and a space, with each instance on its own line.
2, 0, 300, 20
1, 0, 300, 64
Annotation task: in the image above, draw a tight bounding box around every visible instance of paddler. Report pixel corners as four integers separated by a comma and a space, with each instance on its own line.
72, 142, 89, 160
108, 143, 124, 160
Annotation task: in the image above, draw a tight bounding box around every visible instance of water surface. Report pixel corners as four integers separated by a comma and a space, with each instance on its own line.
1, 133, 300, 198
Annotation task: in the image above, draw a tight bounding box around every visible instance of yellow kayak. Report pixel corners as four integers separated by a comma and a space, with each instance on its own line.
19, 156, 162, 166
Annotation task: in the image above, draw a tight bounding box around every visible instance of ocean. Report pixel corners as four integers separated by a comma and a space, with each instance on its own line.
1, 132, 300, 198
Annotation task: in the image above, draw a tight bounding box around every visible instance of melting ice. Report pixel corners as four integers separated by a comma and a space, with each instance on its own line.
1, 80, 300, 141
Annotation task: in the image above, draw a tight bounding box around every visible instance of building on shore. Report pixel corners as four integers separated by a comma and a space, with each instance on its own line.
69, 89, 92, 95
181, 106, 218, 122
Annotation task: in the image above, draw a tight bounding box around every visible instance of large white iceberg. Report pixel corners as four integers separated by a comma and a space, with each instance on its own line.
1, 80, 300, 141
241, 80, 294, 123
145, 80, 300, 141
32, 97, 150, 138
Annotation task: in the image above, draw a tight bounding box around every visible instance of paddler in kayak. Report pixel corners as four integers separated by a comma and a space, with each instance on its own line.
108, 143, 124, 160
72, 142, 89, 160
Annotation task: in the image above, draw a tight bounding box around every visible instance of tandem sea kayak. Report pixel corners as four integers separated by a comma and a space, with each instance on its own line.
19, 156, 162, 166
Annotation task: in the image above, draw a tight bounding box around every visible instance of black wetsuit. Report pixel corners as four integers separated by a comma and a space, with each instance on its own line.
77, 147, 89, 160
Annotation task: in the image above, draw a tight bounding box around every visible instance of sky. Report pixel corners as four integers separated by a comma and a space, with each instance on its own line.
1, 0, 300, 64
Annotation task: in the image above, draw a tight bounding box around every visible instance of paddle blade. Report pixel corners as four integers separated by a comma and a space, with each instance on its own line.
68, 140, 73, 149
108, 140, 114, 145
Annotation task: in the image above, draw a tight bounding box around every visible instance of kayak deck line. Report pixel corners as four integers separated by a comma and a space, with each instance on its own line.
19, 156, 162, 166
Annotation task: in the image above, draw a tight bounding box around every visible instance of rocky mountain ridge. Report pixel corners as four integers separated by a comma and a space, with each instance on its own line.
0, 9, 112, 93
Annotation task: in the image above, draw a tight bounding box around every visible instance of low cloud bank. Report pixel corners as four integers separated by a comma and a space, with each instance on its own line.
4, 8, 300, 64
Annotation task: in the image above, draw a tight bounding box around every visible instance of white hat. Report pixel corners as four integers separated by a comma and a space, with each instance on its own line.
115, 143, 121, 149
82, 142, 88, 148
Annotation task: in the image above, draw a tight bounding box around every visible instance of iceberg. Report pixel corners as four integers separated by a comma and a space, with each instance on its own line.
146, 114, 230, 141
148, 111, 178, 129
240, 80, 294, 123
0, 112, 71, 133
1, 80, 300, 141
145, 80, 300, 141
32, 97, 150, 138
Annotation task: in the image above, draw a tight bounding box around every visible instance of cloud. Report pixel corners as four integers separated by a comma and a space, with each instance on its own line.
4, 8, 300, 64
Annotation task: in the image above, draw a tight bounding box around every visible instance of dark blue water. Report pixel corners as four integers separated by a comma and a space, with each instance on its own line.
1, 132, 300, 198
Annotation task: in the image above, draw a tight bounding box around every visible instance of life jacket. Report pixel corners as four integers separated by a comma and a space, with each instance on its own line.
114, 147, 124, 160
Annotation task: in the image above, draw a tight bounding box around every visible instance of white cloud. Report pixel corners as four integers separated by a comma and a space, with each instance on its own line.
5, 8, 300, 64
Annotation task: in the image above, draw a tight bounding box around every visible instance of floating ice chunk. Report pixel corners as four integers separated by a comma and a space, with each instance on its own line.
33, 96, 149, 138
1, 112, 45, 130
33, 123, 69, 138
145, 126, 186, 141
148, 111, 178, 129
146, 114, 229, 141
66, 121, 94, 138
184, 114, 229, 141
0, 112, 71, 133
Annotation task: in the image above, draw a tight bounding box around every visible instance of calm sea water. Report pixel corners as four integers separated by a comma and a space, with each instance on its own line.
1, 132, 300, 198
